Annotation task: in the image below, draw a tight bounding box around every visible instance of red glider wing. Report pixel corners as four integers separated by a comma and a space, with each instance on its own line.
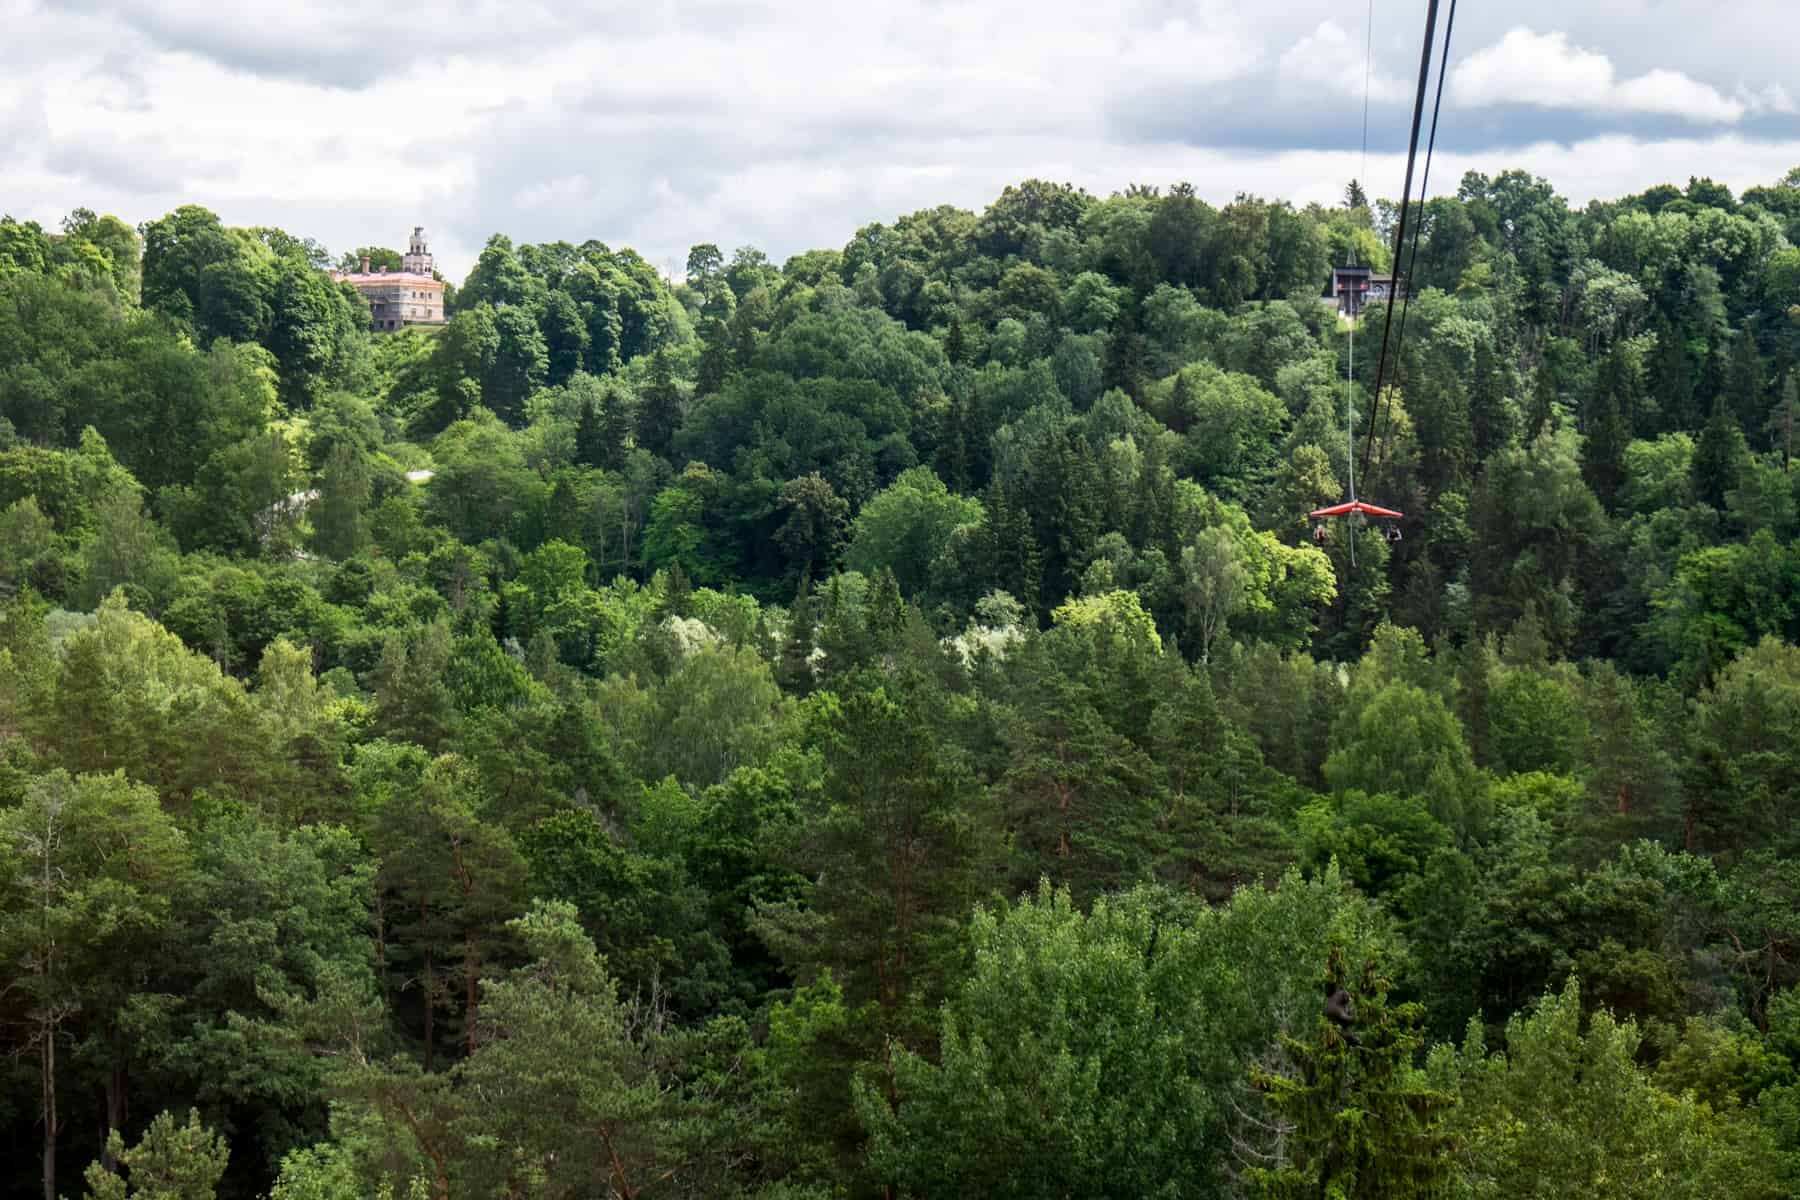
1309, 500, 1405, 519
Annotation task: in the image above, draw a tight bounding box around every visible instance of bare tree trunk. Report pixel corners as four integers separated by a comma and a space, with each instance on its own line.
41, 1023, 56, 1200
421, 895, 435, 1073
101, 1059, 124, 1170
375, 890, 390, 1005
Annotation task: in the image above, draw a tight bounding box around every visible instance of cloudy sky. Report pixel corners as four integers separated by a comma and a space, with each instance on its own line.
4, 0, 1799, 280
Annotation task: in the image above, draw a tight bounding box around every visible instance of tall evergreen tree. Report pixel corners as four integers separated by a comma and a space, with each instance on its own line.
1523, 358, 1557, 443
1468, 335, 1512, 458
636, 348, 683, 460
777, 574, 817, 695
944, 316, 967, 366
1691, 394, 1748, 510
1650, 319, 1695, 433
573, 397, 606, 469
696, 317, 730, 397
1103, 312, 1147, 400
600, 384, 632, 469
1581, 345, 1632, 510
1250, 948, 1457, 1200
1726, 325, 1767, 443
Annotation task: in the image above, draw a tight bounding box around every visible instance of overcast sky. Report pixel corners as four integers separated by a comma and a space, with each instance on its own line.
4, 0, 1799, 280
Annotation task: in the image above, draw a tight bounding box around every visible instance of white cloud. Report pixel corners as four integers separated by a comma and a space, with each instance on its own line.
1451, 28, 1745, 124
1740, 82, 1798, 116
1279, 20, 1408, 103
0, 2, 1796, 279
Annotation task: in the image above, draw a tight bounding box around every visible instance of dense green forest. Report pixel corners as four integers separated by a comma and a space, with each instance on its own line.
3, 167, 1800, 1198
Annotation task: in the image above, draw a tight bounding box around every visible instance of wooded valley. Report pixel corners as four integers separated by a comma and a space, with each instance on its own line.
3, 169, 1800, 1197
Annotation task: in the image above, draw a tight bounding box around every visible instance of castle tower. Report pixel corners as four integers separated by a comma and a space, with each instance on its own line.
402, 226, 434, 276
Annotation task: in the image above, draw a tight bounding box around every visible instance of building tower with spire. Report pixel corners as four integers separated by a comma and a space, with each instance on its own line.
332, 225, 447, 331
402, 226, 435, 276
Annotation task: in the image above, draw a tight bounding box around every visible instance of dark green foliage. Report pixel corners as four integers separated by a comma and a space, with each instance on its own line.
6, 167, 1800, 1199
1251, 949, 1457, 1200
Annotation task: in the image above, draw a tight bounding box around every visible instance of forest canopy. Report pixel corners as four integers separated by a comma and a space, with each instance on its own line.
3, 164, 1800, 1198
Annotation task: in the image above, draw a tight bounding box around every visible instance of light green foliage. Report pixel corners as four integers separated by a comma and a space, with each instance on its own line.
1155, 362, 1287, 490
7, 168, 1800, 1200
1433, 979, 1784, 1198
84, 1109, 229, 1200
39, 593, 257, 799
0, 769, 193, 1200
846, 465, 983, 600
863, 869, 1393, 1199
1325, 679, 1486, 839
1051, 586, 1161, 653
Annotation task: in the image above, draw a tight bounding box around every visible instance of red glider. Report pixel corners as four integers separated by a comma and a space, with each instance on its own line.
1309, 500, 1404, 519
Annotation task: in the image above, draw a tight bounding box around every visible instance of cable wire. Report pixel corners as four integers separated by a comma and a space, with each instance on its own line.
1370, 0, 1458, 468
1360, 0, 1442, 478
1360, 0, 1374, 184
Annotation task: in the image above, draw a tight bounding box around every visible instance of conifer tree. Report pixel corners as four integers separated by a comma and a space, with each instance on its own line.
729, 297, 760, 367
1650, 318, 1695, 433
636, 348, 683, 460
1468, 335, 1512, 457
573, 395, 605, 468
600, 384, 632, 468
1168, 368, 1197, 435
1691, 394, 1748, 510
866, 566, 906, 649
697, 317, 730, 397
778, 574, 817, 695
1103, 312, 1147, 400
1250, 948, 1457, 1200
1581, 345, 1632, 510
1523, 358, 1557, 443
944, 316, 967, 366
1726, 325, 1766, 441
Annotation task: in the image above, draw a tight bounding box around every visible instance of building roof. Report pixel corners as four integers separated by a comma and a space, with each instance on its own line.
332, 271, 445, 287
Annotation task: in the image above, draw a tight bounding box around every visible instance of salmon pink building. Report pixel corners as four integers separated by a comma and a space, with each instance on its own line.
332, 227, 447, 331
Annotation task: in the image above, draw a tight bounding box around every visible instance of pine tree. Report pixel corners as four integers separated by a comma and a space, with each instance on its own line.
636, 348, 683, 460
311, 443, 370, 560
777, 574, 817, 695
1167, 368, 1197, 435
1725, 325, 1766, 442
866, 566, 906, 649
982, 486, 1045, 617
1103, 312, 1147, 400
1773, 371, 1798, 473
697, 317, 730, 397
656, 561, 692, 619
945, 316, 967, 366
1650, 319, 1695, 433
1250, 948, 1457, 1200
1691, 393, 1747, 510
574, 396, 606, 468
729, 297, 760, 367
1581, 344, 1632, 510
1696, 338, 1727, 426
600, 384, 632, 469
1523, 358, 1557, 443
1468, 335, 1511, 457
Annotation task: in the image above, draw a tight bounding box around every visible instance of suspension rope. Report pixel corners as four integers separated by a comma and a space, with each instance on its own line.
1360, 0, 1441, 478
1371, 0, 1459, 469
1360, 0, 1374, 184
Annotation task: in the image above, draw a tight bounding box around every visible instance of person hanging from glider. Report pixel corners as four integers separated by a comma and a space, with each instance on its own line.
1309, 499, 1404, 539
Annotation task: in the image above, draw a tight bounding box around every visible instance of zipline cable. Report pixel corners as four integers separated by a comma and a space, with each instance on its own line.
1360, 0, 1374, 183
1369, 0, 1459, 473
1360, 0, 1441, 479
